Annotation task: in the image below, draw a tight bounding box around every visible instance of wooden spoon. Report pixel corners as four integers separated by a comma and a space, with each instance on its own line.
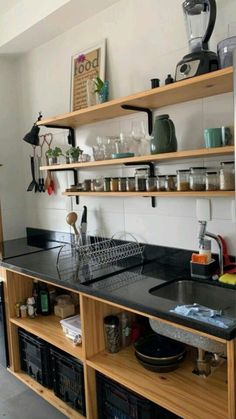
66, 212, 80, 239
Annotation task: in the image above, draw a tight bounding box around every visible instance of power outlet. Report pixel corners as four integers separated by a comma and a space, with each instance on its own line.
196, 199, 211, 221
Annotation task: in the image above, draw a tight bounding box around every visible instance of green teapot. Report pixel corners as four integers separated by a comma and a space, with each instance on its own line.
150, 114, 177, 154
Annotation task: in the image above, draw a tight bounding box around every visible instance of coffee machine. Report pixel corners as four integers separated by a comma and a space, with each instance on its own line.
175, 0, 218, 81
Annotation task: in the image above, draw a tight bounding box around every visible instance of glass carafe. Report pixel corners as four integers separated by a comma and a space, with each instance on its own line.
183, 0, 211, 52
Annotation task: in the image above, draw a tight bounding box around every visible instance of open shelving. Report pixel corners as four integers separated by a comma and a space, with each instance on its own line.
10, 314, 83, 360
40, 145, 235, 171
38, 68, 235, 203
62, 190, 235, 198
87, 346, 228, 419
38, 67, 233, 129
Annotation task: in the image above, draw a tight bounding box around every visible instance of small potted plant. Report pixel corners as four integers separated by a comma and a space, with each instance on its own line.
65, 146, 83, 163
46, 147, 63, 165
94, 76, 109, 104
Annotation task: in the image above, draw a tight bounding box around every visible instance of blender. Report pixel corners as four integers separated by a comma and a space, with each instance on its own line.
175, 0, 218, 81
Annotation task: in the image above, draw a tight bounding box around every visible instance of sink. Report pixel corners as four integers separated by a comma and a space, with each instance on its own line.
149, 279, 236, 353
150, 279, 236, 317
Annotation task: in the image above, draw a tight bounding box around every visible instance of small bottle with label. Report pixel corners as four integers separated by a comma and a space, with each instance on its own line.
199, 239, 211, 263
27, 297, 36, 318
39, 283, 51, 315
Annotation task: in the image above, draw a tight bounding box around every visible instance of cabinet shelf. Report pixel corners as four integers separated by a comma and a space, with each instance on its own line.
10, 371, 85, 419
62, 190, 235, 198
10, 315, 83, 361
87, 346, 228, 419
38, 67, 233, 129
40, 145, 235, 171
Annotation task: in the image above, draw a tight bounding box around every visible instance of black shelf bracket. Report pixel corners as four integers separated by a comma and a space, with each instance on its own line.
124, 161, 156, 208
50, 167, 79, 205
43, 124, 75, 147
41, 123, 78, 203
121, 105, 153, 135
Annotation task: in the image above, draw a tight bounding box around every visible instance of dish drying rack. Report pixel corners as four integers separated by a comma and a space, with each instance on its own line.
56, 232, 145, 283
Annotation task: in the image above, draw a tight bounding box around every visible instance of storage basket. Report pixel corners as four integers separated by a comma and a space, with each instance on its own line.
50, 347, 86, 415
18, 329, 52, 388
97, 372, 181, 419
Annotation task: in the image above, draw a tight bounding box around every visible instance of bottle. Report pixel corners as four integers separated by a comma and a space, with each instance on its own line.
120, 312, 132, 348
32, 279, 41, 315
39, 283, 51, 315
199, 239, 211, 263
27, 297, 36, 318
165, 74, 174, 85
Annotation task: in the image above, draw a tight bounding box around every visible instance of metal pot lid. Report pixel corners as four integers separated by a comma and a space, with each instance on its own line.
134, 333, 186, 361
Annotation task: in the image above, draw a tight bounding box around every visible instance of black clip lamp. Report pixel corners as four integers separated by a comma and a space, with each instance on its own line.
22, 112, 42, 146
22, 112, 75, 147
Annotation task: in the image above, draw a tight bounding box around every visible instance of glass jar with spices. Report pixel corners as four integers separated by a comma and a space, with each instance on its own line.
189, 167, 206, 191
94, 178, 104, 192
146, 177, 157, 192
157, 175, 166, 191
177, 170, 190, 191
110, 177, 119, 192
165, 175, 177, 191
135, 169, 149, 192
118, 177, 126, 192
103, 177, 111, 192
206, 171, 220, 191
220, 161, 235, 191
82, 179, 91, 192
20, 304, 28, 318
126, 177, 135, 192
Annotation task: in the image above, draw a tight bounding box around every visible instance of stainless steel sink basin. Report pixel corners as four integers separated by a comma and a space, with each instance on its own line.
150, 280, 236, 317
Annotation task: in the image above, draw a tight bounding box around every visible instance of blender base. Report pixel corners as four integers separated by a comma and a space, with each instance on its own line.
175, 50, 218, 81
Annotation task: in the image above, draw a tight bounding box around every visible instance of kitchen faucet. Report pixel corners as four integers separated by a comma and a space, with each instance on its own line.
198, 221, 224, 276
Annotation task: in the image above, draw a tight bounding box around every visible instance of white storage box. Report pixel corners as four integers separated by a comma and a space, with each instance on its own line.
60, 315, 82, 345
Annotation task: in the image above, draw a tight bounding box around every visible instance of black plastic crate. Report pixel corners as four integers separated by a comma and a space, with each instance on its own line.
50, 347, 86, 416
97, 372, 181, 419
18, 329, 52, 388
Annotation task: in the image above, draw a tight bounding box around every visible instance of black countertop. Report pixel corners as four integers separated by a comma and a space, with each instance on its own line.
1, 237, 236, 340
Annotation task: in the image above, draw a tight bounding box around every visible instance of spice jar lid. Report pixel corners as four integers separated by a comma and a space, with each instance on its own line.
127, 177, 135, 179
177, 169, 190, 173
206, 171, 217, 174
220, 161, 234, 165
157, 175, 166, 178
166, 175, 176, 178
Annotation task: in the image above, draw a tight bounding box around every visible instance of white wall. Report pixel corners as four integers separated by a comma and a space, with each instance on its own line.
14, 0, 236, 254
0, 57, 26, 239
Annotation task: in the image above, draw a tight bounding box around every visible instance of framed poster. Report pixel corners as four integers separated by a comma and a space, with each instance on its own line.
70, 39, 106, 111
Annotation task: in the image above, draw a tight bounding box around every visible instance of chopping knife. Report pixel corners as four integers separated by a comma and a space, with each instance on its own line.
80, 206, 87, 246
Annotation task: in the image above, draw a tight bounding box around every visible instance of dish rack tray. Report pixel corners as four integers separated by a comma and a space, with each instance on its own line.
56, 233, 144, 273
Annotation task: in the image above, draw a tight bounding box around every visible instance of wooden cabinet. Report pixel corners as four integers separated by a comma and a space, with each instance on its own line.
38, 68, 235, 200
3, 268, 236, 419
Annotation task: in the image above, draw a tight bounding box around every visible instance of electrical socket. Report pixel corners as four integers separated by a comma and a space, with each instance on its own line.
196, 199, 211, 221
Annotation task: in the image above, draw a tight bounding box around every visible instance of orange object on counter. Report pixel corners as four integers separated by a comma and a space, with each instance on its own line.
191, 253, 208, 264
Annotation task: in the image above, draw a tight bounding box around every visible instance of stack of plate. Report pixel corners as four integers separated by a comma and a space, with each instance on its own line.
134, 333, 186, 373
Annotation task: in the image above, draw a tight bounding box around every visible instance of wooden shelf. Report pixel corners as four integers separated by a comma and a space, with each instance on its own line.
10, 315, 83, 360
62, 190, 235, 198
38, 67, 233, 129
10, 371, 84, 418
40, 145, 235, 171
87, 347, 228, 419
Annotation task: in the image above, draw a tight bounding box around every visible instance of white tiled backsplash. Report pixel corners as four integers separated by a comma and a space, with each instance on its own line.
2, 0, 235, 255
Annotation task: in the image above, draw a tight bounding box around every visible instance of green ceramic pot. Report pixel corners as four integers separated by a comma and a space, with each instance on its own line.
150, 114, 177, 154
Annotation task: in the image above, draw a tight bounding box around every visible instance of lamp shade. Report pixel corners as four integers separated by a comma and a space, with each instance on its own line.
23, 124, 40, 145
22, 113, 42, 146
